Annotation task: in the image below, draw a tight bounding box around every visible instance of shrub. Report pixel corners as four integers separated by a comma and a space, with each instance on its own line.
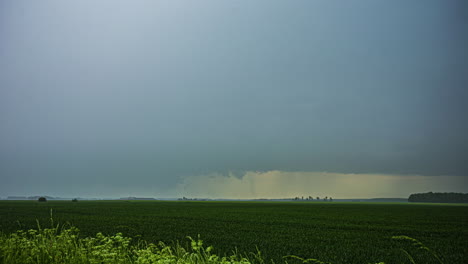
37, 197, 47, 202
72, 198, 78, 202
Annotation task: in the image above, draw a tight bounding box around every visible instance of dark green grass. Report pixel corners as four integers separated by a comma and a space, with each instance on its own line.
0, 201, 467, 264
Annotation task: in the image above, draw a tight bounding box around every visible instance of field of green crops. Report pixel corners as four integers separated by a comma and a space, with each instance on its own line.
0, 200, 467, 264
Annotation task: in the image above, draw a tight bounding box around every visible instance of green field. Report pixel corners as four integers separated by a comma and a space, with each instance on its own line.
0, 201, 467, 264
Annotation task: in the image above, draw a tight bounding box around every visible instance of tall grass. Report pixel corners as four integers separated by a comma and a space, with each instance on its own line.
0, 215, 445, 264
0, 223, 257, 264
0, 210, 257, 264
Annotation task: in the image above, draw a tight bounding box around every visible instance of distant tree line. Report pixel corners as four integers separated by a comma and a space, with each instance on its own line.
408, 192, 468, 203
293, 196, 332, 201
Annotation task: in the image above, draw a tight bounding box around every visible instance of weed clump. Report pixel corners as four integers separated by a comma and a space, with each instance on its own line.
0, 224, 256, 264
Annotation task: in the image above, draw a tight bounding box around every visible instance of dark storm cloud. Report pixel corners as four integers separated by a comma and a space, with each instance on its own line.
1, 0, 467, 197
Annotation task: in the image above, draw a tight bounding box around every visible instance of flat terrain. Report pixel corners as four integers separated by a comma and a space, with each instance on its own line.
0, 201, 466, 264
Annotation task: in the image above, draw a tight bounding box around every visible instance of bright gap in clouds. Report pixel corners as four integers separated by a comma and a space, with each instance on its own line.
175, 171, 468, 199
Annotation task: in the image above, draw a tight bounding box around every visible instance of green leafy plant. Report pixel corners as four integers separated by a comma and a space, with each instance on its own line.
0, 224, 449, 264
0, 223, 258, 264
392, 236, 444, 264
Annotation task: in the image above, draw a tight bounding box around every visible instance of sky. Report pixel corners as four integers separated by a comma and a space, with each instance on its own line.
1, 0, 467, 199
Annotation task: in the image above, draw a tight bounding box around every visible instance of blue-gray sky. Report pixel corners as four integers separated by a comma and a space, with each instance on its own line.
1, 0, 467, 198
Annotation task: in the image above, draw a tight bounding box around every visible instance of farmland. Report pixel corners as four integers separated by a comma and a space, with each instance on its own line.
0, 201, 467, 264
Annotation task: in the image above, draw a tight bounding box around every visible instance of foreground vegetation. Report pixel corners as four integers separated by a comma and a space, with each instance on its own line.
0, 220, 446, 264
0, 201, 466, 263
0, 222, 257, 264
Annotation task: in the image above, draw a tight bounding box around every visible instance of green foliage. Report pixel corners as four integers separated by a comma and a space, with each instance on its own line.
0, 224, 257, 264
408, 192, 468, 203
392, 236, 444, 264
0, 201, 467, 263
284, 255, 332, 264
0, 221, 454, 264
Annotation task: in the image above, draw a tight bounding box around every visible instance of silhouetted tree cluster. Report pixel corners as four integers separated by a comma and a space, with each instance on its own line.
293, 196, 333, 201
38, 197, 47, 202
408, 192, 468, 203
178, 197, 204, 201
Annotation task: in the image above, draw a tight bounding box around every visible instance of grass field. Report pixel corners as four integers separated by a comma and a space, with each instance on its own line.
0, 200, 467, 264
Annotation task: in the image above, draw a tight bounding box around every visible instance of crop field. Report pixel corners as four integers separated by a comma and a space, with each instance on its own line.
0, 201, 467, 264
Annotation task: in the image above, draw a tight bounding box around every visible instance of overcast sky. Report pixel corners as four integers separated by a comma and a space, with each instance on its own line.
1, 0, 467, 199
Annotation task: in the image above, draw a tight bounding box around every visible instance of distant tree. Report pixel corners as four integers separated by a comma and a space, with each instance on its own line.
316, 197, 320, 201
323, 196, 328, 202
408, 192, 468, 203
329, 197, 333, 202
38, 197, 47, 202
72, 198, 78, 202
